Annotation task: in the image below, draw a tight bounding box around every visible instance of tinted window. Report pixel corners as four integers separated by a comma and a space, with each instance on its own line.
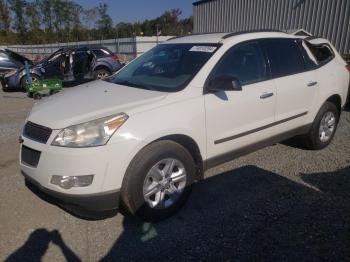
92, 48, 112, 58
300, 41, 318, 69
263, 39, 305, 78
305, 42, 334, 64
211, 42, 267, 86
107, 43, 219, 92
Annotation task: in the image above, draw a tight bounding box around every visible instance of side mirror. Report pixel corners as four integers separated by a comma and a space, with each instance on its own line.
207, 75, 242, 92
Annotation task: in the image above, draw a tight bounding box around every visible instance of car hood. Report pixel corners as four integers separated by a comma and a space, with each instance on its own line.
28, 80, 168, 129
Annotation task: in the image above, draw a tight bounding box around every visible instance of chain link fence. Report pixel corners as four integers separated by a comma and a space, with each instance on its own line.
1, 36, 173, 63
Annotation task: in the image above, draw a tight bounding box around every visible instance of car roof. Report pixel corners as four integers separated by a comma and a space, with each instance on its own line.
164, 30, 294, 44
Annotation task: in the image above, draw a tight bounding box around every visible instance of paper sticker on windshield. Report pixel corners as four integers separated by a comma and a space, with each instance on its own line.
189, 46, 217, 53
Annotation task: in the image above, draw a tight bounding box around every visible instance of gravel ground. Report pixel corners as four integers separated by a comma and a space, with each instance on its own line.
0, 88, 350, 261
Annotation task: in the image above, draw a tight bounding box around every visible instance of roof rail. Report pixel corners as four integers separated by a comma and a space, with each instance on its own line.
167, 31, 227, 41
222, 29, 284, 39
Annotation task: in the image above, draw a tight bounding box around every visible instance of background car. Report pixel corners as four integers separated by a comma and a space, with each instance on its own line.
1, 46, 123, 91
0, 48, 32, 86
90, 47, 123, 79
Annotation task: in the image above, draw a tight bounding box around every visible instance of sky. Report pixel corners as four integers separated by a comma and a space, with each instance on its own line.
75, 0, 194, 24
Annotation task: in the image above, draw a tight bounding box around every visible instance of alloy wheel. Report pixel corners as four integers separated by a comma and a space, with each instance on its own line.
143, 158, 187, 209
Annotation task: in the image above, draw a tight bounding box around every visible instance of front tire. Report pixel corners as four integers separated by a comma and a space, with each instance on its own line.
121, 141, 196, 221
301, 101, 339, 150
20, 74, 40, 92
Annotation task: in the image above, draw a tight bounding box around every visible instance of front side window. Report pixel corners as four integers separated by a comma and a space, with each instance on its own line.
210, 42, 267, 86
262, 39, 306, 78
107, 43, 220, 92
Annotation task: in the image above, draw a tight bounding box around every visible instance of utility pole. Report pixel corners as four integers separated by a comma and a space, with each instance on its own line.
155, 23, 160, 44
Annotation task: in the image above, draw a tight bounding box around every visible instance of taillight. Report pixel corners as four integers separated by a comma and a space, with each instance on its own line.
112, 55, 119, 60
346, 64, 350, 73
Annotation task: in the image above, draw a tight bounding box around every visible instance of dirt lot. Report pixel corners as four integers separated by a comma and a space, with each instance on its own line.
0, 88, 350, 261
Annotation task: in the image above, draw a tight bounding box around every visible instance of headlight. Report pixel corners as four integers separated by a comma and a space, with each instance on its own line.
5, 69, 18, 77
51, 113, 128, 147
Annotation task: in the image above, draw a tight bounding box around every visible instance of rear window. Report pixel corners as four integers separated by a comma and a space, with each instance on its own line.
92, 48, 112, 58
262, 39, 306, 78
304, 42, 334, 65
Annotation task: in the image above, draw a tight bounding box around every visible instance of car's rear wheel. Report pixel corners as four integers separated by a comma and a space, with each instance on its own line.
301, 101, 339, 150
121, 140, 196, 221
93, 68, 110, 80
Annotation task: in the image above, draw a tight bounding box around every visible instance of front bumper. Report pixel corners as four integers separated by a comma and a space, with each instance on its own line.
22, 170, 120, 217
1, 74, 21, 90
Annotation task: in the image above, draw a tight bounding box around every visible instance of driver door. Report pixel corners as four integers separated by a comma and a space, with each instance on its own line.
44, 52, 64, 79
205, 41, 276, 160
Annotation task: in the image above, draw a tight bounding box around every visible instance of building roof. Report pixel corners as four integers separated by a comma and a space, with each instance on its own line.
192, 0, 216, 6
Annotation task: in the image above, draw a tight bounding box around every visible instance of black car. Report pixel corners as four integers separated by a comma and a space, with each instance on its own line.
0, 48, 32, 78
1, 46, 123, 91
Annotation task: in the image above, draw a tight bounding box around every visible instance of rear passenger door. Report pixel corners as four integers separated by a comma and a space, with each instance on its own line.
261, 38, 318, 126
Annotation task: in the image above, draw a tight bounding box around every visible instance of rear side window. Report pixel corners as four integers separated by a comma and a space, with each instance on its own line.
211, 42, 267, 86
92, 48, 112, 58
304, 42, 334, 65
262, 39, 306, 78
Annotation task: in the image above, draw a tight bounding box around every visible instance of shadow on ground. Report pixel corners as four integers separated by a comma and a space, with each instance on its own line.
99, 165, 350, 261
5, 229, 80, 262
7, 165, 350, 261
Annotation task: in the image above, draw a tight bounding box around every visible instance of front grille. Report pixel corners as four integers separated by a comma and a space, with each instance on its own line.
23, 122, 52, 144
21, 145, 41, 167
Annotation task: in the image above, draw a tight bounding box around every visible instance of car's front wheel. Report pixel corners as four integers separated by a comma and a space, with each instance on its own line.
121, 140, 196, 221
20, 74, 40, 92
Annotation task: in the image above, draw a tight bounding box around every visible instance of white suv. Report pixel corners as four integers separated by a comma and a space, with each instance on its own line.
20, 31, 350, 220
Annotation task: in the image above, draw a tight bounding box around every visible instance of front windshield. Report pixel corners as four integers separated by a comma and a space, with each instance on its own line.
106, 43, 220, 92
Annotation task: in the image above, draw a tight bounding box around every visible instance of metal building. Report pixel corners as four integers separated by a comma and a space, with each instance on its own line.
193, 0, 350, 55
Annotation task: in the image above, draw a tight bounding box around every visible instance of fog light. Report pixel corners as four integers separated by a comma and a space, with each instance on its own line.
50, 175, 94, 189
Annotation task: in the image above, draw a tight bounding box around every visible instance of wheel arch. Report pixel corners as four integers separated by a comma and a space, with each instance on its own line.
93, 64, 111, 74
151, 134, 204, 181
20, 73, 41, 90
326, 94, 342, 115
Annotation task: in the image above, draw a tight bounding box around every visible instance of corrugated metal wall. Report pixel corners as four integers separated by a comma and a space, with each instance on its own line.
193, 0, 350, 55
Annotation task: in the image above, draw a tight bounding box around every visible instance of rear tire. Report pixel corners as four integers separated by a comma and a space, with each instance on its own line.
121, 140, 196, 221
93, 68, 110, 80
301, 101, 339, 150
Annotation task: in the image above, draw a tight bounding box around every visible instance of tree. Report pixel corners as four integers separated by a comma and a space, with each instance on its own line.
0, 0, 10, 32
0, 2, 193, 45
8, 0, 26, 43
38, 0, 53, 41
96, 3, 113, 39
25, 1, 43, 43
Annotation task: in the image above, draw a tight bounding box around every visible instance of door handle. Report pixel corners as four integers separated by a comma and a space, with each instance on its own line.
307, 81, 318, 87
260, 92, 274, 99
